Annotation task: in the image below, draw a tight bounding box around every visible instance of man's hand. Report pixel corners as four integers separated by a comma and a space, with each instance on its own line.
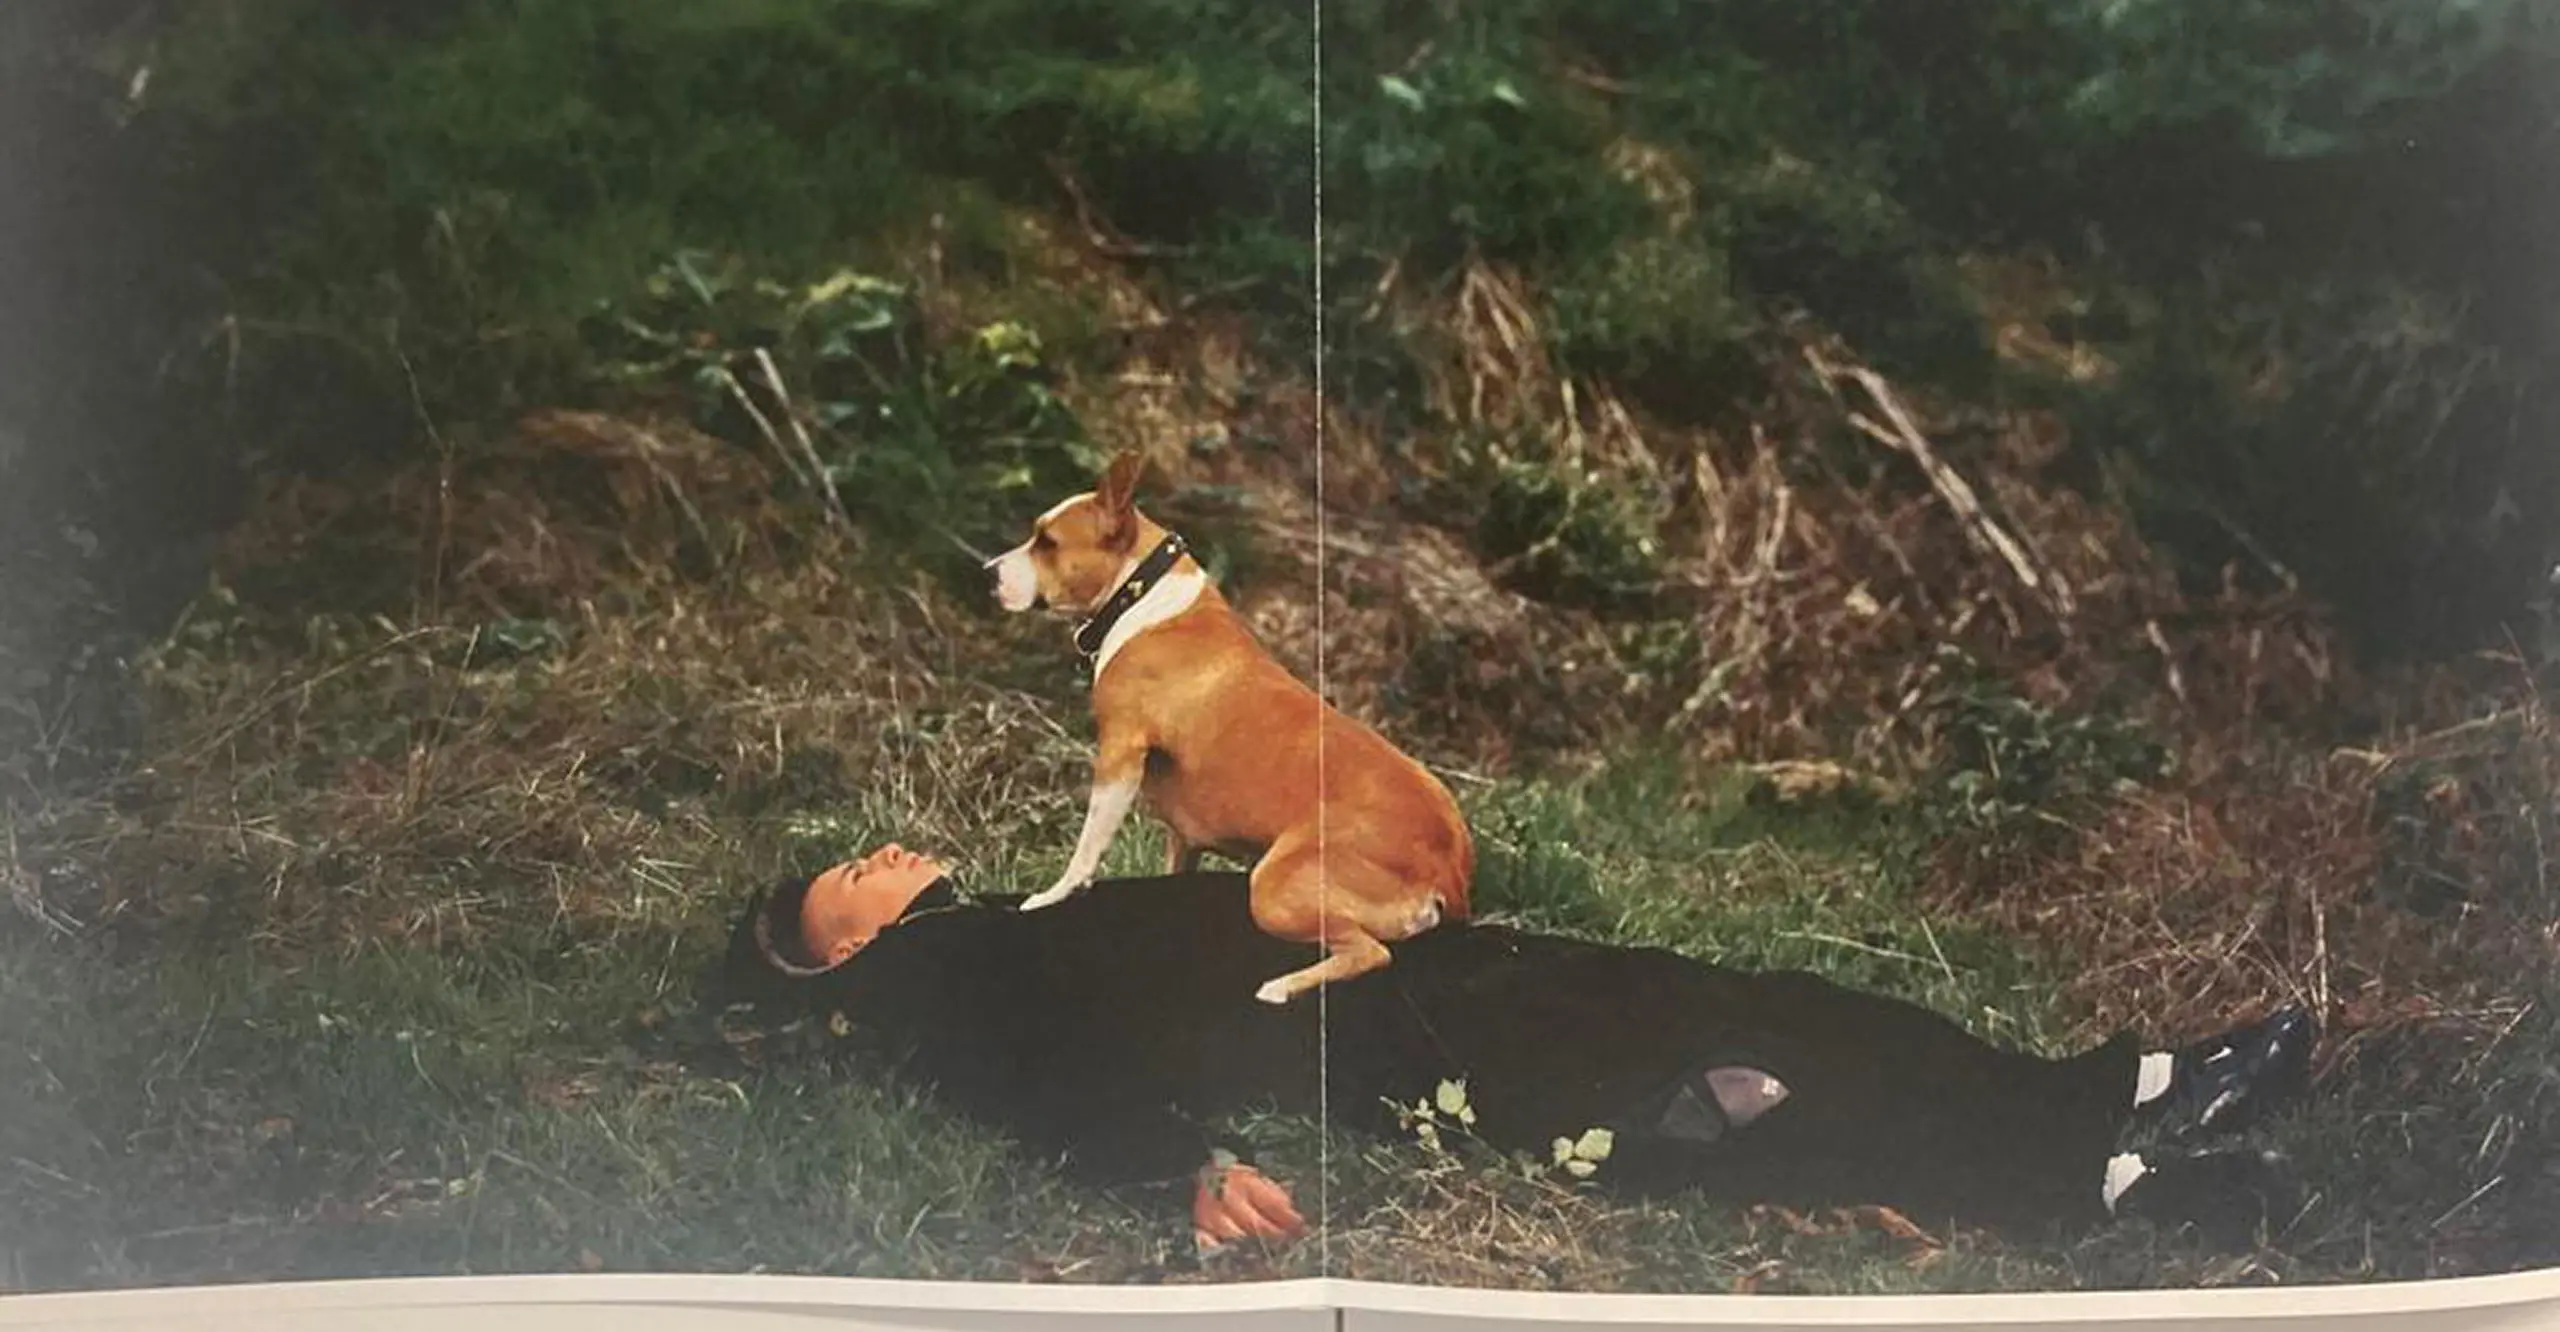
1192, 1153, 1307, 1252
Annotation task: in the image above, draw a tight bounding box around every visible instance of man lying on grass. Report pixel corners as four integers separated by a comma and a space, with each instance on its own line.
714, 844, 2317, 1253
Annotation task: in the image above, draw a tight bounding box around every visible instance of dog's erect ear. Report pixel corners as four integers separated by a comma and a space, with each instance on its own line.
1095, 449, 1145, 540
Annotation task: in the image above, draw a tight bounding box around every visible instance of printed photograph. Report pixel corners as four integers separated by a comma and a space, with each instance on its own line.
4, 0, 2558, 1298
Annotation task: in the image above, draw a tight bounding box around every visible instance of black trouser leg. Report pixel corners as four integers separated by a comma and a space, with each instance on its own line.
1612, 970, 2142, 1234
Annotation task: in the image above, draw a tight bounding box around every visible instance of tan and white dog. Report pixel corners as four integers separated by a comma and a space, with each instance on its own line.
986, 451, 1475, 1004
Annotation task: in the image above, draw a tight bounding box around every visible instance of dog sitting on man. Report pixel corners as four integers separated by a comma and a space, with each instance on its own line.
980, 450, 1474, 1005
718, 845, 2317, 1251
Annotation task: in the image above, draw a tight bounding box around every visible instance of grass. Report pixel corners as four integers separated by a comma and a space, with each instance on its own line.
0, 934, 1159, 1285
1465, 762, 2074, 1054
0, 717, 2066, 1292
9, 694, 2510, 1294
0, 426, 2074, 1293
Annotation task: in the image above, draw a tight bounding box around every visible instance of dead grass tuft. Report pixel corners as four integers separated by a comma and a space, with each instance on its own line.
1955, 677, 2557, 1048
1319, 255, 2347, 782
21, 407, 1098, 958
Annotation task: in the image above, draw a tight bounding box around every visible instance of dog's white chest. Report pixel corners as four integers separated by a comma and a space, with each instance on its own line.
1090, 569, 1208, 680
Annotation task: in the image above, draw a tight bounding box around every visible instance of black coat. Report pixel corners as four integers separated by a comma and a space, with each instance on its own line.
717, 871, 2136, 1235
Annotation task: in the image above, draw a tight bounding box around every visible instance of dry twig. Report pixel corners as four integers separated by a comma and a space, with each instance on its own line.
1807, 346, 2077, 622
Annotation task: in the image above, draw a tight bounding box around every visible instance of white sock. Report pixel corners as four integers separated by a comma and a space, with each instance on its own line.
2132, 1051, 2175, 1107
2102, 1152, 2149, 1213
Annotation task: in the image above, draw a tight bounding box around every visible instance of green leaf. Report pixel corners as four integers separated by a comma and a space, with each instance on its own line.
1379, 75, 1426, 112
1563, 1158, 1597, 1178
671, 251, 723, 307
803, 269, 905, 309
1434, 1079, 1469, 1116
1572, 1127, 1614, 1162
482, 617, 565, 658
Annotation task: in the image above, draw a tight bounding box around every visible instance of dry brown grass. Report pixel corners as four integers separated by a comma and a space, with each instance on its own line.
21, 409, 1099, 959
1304, 254, 2353, 787
2081, 690, 2547, 1035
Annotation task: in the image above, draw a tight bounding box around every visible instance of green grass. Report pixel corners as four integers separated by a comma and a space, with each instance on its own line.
0, 934, 1169, 1285
1465, 760, 2073, 1053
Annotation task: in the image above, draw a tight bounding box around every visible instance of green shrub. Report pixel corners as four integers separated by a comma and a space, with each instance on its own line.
2066, 275, 2560, 660
2049, 0, 2536, 159
586, 251, 1104, 576
1465, 442, 1667, 614
1546, 234, 1758, 404
131, 0, 1313, 462
1322, 30, 1653, 273
1921, 655, 2172, 859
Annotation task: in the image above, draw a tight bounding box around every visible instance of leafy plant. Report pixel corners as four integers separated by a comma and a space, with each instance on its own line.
2049, 0, 2536, 159
1392, 1077, 1483, 1157
1468, 445, 1668, 614
1923, 656, 2171, 857
1549, 1126, 1616, 1180
586, 251, 1102, 568
1391, 1079, 1617, 1186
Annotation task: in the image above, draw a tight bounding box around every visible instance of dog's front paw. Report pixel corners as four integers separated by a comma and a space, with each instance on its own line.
1020, 881, 1085, 912
1253, 978, 1294, 1005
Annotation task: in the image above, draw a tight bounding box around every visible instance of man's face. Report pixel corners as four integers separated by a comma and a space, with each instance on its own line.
799, 844, 951, 967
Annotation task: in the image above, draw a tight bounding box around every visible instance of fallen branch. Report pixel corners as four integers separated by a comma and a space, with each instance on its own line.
1807, 347, 2077, 621
1042, 154, 1192, 261
751, 348, 852, 532
713, 361, 846, 531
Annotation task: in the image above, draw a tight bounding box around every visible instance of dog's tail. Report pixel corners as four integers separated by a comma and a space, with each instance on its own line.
1437, 815, 1476, 923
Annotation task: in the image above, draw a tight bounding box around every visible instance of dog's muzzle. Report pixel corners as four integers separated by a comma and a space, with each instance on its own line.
986, 547, 1044, 614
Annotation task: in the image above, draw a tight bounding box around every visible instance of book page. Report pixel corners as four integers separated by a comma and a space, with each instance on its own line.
1, 0, 2555, 1315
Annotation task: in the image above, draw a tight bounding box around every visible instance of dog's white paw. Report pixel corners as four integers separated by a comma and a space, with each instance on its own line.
1020, 882, 1083, 912
1253, 979, 1293, 1005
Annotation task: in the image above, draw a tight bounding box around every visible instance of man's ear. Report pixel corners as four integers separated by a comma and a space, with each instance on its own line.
1095, 449, 1145, 541
827, 937, 860, 967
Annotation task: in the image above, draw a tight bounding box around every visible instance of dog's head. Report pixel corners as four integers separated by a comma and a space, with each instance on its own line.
986, 450, 1158, 616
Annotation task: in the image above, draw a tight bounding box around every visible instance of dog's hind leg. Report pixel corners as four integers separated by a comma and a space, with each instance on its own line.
1165, 828, 1204, 875
1245, 838, 1405, 1004
1252, 928, 1392, 1006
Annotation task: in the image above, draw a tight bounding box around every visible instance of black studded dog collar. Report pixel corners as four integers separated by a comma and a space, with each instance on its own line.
1073, 532, 1191, 660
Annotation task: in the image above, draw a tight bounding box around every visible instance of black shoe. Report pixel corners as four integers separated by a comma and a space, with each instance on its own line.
2138, 1005, 2317, 1141
2112, 1147, 2290, 1246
